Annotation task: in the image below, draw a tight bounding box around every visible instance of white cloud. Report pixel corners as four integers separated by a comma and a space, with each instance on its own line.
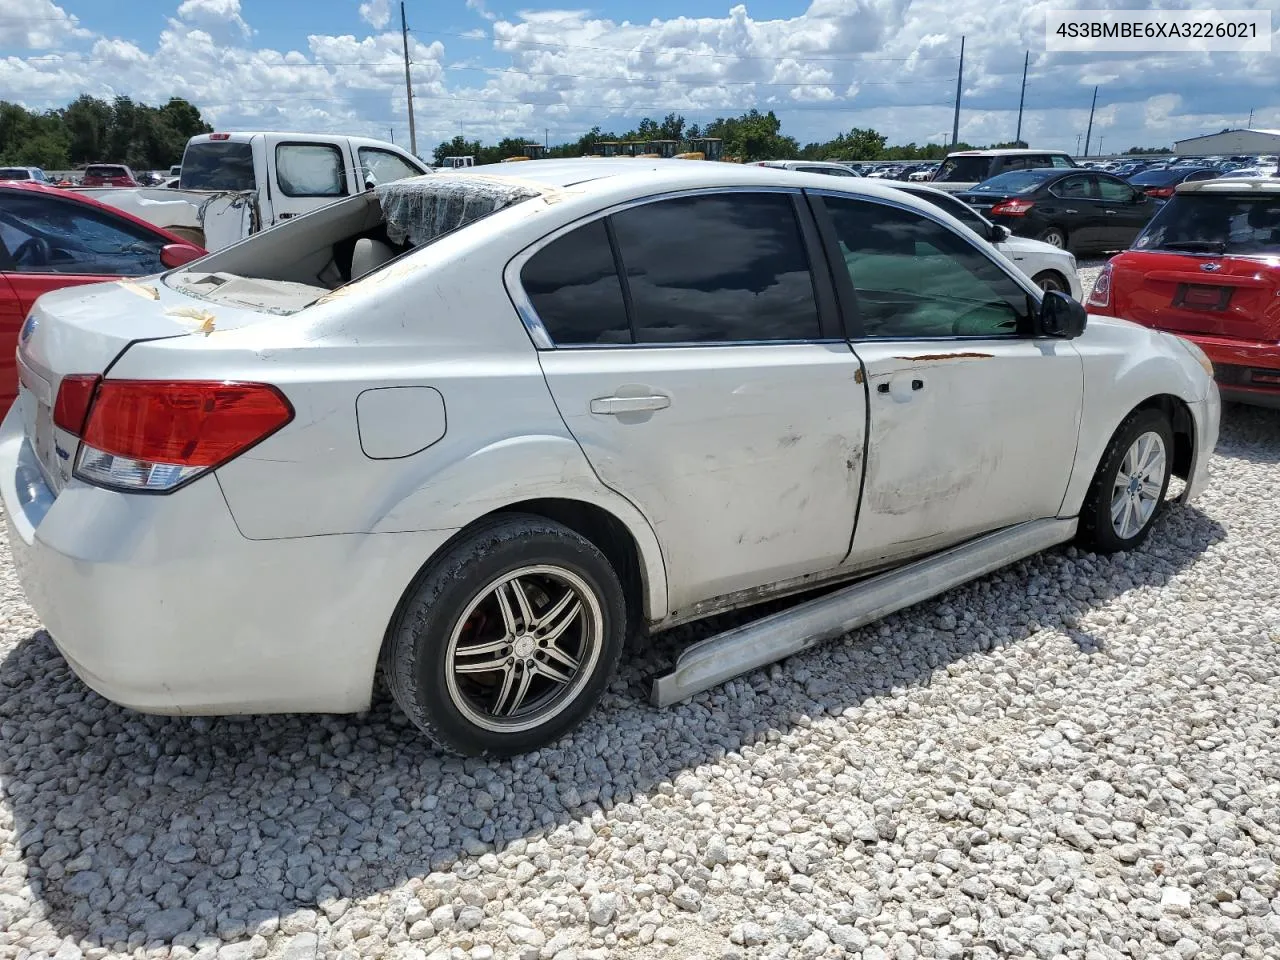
359, 0, 392, 30
176, 0, 252, 42
0, 0, 1275, 157
0, 0, 91, 49
467, 0, 498, 23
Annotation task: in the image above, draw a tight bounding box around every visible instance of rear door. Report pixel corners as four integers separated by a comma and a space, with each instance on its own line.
525, 190, 867, 616
1096, 175, 1155, 249
265, 136, 352, 225
811, 191, 1083, 568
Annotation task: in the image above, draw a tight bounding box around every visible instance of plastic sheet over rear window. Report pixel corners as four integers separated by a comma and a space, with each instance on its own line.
376, 175, 540, 247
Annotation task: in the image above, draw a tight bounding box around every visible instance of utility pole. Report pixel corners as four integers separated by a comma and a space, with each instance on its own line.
950, 35, 965, 148
400, 1, 418, 157
389, 127, 395, 144
1247, 108, 1253, 128
1075, 133, 1082, 156
1015, 51, 1029, 146
545, 128, 549, 150
1083, 85, 1098, 158
1097, 135, 1104, 157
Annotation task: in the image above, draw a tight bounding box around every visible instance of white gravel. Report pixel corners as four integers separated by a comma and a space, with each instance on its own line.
2, 342, 1279, 960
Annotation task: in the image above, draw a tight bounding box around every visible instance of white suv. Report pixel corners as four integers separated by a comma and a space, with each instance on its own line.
3, 159, 1218, 756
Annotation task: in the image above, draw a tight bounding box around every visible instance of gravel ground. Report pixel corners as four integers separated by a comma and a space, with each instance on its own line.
3, 268, 1279, 960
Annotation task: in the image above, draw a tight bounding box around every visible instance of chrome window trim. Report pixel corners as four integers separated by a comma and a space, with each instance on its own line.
503, 185, 829, 350
805, 186, 1047, 307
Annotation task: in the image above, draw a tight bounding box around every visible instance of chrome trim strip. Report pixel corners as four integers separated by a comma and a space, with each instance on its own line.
503, 186, 814, 351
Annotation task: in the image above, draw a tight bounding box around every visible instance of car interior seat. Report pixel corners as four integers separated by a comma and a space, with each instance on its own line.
350, 238, 399, 279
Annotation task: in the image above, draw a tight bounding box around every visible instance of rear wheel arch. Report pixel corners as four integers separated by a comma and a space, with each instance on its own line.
382, 497, 659, 652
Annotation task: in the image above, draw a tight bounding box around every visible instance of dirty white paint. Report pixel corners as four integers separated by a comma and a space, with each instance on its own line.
540, 342, 866, 614
848, 339, 1083, 569
4, 160, 1219, 723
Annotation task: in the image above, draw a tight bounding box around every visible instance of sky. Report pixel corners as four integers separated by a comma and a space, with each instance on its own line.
0, 0, 1276, 158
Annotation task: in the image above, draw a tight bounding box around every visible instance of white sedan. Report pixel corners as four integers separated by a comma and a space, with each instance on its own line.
887, 181, 1084, 299
3, 159, 1219, 756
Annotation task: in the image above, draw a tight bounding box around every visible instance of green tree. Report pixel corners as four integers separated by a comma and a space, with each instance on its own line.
702, 109, 797, 162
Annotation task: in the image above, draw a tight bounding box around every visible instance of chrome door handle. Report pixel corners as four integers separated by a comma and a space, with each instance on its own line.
1064, 208, 1078, 214
1104, 210, 1118, 215
590, 395, 671, 415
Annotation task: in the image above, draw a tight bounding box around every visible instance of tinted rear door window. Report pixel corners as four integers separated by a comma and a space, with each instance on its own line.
610, 193, 821, 344
522, 219, 630, 345
181, 141, 257, 191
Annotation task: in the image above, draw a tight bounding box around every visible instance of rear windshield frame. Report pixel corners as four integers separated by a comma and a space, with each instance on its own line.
1133, 192, 1280, 256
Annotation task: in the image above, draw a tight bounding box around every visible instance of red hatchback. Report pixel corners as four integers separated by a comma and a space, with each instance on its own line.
0, 182, 205, 412
1088, 179, 1280, 408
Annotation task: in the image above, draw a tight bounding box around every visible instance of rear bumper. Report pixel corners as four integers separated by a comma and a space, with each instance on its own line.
1178, 333, 1280, 409
0, 403, 457, 715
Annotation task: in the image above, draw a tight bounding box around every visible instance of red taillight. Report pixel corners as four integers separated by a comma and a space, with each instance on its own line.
1086, 263, 1113, 310
990, 199, 1034, 216
52, 374, 101, 434
1146, 187, 1175, 198
210, 133, 230, 140
73, 380, 293, 492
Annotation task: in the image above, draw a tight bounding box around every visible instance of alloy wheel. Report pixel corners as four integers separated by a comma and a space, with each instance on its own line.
444, 565, 604, 733
1110, 431, 1167, 540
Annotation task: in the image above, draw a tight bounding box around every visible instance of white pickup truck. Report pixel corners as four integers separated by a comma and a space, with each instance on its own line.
72, 132, 431, 251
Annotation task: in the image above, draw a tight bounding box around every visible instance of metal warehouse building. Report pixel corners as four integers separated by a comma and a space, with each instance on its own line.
1174, 128, 1280, 156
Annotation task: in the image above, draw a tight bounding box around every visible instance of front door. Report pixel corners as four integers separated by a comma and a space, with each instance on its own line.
265, 137, 353, 225
519, 191, 867, 617
812, 192, 1084, 568
1050, 174, 1106, 250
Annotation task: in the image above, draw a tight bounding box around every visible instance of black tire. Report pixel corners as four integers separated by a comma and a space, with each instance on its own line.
382, 514, 626, 757
1038, 227, 1068, 250
1031, 270, 1068, 294
1077, 408, 1174, 554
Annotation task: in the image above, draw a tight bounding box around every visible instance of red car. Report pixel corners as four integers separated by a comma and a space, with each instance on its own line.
79, 164, 140, 187
0, 182, 205, 412
1088, 178, 1280, 408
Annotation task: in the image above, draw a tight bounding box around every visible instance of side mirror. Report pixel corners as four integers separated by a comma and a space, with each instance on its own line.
160, 243, 205, 269
1037, 290, 1088, 338
989, 224, 1011, 243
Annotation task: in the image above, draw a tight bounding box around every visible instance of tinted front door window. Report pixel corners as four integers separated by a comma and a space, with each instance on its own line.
824, 197, 1030, 338
609, 193, 821, 343
0, 192, 165, 275
522, 219, 630, 345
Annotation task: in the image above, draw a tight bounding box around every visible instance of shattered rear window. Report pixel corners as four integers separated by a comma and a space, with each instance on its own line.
376, 175, 542, 247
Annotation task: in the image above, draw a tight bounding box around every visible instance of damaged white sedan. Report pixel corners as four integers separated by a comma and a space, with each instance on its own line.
3, 160, 1219, 756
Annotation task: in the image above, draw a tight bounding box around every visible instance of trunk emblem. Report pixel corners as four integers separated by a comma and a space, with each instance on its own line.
19, 314, 37, 344
1199, 262, 1222, 272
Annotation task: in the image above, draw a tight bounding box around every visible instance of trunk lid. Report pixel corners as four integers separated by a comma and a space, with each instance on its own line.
15, 275, 288, 494
1110, 250, 1280, 341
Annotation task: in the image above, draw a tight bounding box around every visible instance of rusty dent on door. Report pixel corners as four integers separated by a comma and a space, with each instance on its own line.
894, 352, 993, 362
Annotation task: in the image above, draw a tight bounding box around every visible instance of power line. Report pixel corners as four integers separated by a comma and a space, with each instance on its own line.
10, 90, 956, 113
435, 30, 962, 63
8, 55, 962, 88
0, 16, 961, 65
